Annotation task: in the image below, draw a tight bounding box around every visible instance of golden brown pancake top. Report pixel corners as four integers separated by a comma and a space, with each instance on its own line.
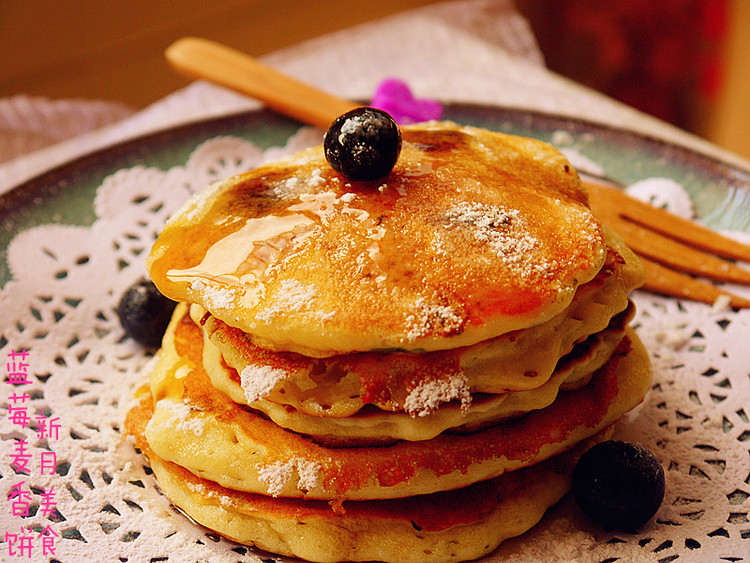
148, 122, 607, 356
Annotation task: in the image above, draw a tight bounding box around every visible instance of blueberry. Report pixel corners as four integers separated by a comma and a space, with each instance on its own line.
324, 107, 401, 181
117, 279, 176, 347
572, 440, 665, 532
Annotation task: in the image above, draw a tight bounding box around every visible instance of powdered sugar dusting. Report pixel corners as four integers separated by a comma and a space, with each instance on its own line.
404, 297, 464, 341
273, 167, 331, 200
256, 461, 294, 497
295, 459, 323, 492
239, 364, 289, 403
445, 201, 550, 275
444, 199, 601, 279
155, 399, 206, 436
257, 458, 323, 497
431, 230, 449, 256
255, 279, 336, 322
404, 373, 472, 417
272, 280, 317, 311
189, 279, 236, 310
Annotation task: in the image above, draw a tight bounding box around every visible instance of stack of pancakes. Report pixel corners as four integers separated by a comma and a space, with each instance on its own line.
125, 121, 651, 562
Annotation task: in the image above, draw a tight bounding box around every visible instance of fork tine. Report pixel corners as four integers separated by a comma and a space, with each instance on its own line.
586, 182, 750, 286
640, 257, 750, 308
587, 182, 750, 263
603, 215, 750, 285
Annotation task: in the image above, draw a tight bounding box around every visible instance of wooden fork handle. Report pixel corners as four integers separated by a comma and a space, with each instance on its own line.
641, 257, 750, 308
165, 37, 358, 130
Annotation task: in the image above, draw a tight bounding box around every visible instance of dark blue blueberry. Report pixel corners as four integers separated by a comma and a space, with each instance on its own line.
117, 279, 176, 347
572, 440, 665, 532
324, 107, 401, 182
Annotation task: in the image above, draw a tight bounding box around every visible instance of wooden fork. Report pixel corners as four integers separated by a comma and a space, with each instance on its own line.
166, 37, 750, 308
586, 181, 750, 308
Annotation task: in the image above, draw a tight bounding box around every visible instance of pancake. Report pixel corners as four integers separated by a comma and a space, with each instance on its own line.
190, 229, 643, 421
147, 122, 609, 356
200, 302, 633, 443
127, 394, 614, 563
142, 302, 651, 501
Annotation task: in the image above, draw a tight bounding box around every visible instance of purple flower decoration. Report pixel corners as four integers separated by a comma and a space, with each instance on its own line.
370, 78, 443, 125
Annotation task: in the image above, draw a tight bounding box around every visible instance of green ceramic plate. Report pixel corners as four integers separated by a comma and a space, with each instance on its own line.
2, 103, 749, 288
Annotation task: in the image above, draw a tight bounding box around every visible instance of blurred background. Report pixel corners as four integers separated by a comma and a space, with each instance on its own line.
1, 0, 748, 159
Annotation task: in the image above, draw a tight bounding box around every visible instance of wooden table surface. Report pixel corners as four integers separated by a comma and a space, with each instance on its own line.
0, 0, 439, 108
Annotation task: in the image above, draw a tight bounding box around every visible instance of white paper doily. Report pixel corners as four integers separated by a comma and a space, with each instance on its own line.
1, 129, 749, 563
